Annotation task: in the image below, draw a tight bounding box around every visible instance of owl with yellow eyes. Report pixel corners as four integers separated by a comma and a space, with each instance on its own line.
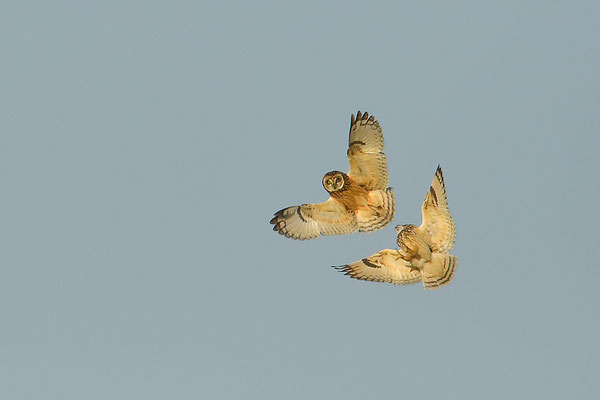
270, 111, 395, 240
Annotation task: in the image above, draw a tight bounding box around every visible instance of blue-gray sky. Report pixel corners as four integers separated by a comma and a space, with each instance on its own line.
2, 1, 599, 398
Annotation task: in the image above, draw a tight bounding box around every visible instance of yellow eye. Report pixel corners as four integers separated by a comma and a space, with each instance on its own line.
326, 179, 332, 185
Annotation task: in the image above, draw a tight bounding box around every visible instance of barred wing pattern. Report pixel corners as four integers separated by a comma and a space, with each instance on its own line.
333, 249, 458, 290
355, 187, 396, 233
419, 165, 456, 253
270, 111, 394, 240
347, 111, 389, 190
271, 198, 357, 240
333, 249, 422, 285
333, 166, 458, 290
421, 253, 458, 290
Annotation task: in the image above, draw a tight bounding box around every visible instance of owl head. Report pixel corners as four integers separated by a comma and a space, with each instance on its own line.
395, 224, 415, 248
395, 225, 409, 235
322, 171, 346, 193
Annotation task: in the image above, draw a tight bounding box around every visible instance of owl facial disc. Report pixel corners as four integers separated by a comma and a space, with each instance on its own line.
322, 171, 345, 192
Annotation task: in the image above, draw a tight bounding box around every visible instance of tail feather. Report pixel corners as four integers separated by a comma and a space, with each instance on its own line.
357, 187, 395, 233
422, 253, 457, 290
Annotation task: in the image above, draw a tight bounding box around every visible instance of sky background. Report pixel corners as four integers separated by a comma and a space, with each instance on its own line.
1, 1, 599, 399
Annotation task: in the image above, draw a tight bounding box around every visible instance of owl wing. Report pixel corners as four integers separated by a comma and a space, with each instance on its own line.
421, 253, 458, 290
346, 111, 389, 190
418, 165, 456, 253
333, 249, 422, 285
270, 198, 358, 240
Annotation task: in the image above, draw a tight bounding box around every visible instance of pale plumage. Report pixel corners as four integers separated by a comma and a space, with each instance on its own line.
334, 166, 457, 290
270, 111, 395, 240
419, 166, 456, 253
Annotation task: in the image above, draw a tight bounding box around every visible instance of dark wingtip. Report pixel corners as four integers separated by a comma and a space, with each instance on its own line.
270, 209, 286, 232
270, 209, 284, 225
332, 265, 349, 273
428, 186, 438, 206
435, 164, 443, 178
270, 207, 287, 221
355, 110, 363, 124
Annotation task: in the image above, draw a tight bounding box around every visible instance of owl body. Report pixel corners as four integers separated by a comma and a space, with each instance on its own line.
270, 111, 395, 240
396, 224, 431, 270
334, 166, 458, 290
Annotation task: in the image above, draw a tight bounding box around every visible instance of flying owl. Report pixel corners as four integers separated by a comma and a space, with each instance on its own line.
270, 111, 395, 240
333, 166, 457, 290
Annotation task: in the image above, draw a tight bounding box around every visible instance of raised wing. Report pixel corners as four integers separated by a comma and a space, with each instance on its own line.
333, 249, 422, 285
346, 111, 389, 190
270, 198, 357, 240
418, 165, 456, 253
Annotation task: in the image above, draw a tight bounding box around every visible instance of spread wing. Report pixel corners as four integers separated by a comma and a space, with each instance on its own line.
270, 198, 357, 240
346, 111, 389, 190
333, 249, 422, 285
418, 165, 456, 253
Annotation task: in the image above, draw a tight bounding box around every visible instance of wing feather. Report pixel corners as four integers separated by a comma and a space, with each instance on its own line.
419, 165, 456, 253
333, 249, 422, 285
270, 198, 357, 240
347, 111, 389, 190
421, 253, 458, 290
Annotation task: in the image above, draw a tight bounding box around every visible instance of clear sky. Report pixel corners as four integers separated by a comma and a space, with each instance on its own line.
2, 1, 599, 399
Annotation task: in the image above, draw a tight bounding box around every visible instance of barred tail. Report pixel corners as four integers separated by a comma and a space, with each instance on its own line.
422, 253, 457, 290
357, 187, 396, 233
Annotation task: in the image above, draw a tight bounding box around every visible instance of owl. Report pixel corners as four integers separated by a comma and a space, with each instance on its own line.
333, 166, 457, 290
270, 111, 395, 240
